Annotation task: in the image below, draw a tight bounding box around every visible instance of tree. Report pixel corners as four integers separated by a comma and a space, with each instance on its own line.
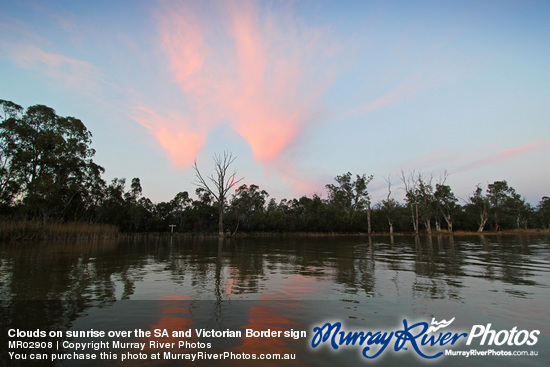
193, 151, 243, 236
381, 175, 399, 234
326, 172, 373, 233
0, 100, 24, 207
470, 184, 489, 232
435, 181, 458, 232
506, 191, 530, 229
537, 196, 550, 229
415, 173, 435, 233
229, 184, 269, 233
171, 191, 192, 231
401, 170, 420, 234
487, 180, 515, 231
0, 101, 104, 221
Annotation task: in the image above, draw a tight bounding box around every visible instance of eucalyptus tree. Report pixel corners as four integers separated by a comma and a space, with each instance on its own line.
381, 175, 399, 234
326, 172, 373, 233
229, 184, 269, 233
124, 178, 148, 231
0, 100, 24, 207
0, 101, 104, 221
100, 178, 128, 228
401, 170, 420, 234
434, 182, 458, 232
506, 191, 530, 229
170, 191, 192, 231
537, 196, 550, 229
415, 173, 436, 233
487, 180, 516, 231
193, 151, 243, 236
470, 185, 489, 232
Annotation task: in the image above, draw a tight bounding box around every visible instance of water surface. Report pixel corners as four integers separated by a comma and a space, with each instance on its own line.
1, 235, 549, 366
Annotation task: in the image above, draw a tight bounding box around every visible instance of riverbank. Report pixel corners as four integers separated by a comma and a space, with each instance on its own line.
2, 220, 548, 243
0, 219, 119, 241
148, 228, 550, 239
226, 228, 550, 237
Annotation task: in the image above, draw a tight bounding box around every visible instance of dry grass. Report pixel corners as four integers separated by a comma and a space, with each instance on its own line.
450, 229, 550, 236
0, 219, 119, 242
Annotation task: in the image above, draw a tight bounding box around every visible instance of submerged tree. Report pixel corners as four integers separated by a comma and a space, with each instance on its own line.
193, 151, 243, 236
401, 170, 420, 234
381, 175, 399, 234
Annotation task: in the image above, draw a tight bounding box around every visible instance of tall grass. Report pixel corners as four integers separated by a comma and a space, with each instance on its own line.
0, 219, 119, 242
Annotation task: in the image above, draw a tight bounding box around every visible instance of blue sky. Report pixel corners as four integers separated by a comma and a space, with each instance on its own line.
1, 0, 549, 204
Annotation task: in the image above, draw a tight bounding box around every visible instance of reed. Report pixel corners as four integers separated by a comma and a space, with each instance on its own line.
0, 219, 119, 242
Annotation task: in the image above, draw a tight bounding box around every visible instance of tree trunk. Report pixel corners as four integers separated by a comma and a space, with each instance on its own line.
411, 203, 419, 234
424, 219, 431, 233
367, 202, 372, 235
478, 210, 488, 232
415, 203, 419, 234
218, 204, 224, 237
443, 213, 453, 233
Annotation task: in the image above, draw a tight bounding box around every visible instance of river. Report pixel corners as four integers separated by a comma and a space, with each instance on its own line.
1, 234, 549, 366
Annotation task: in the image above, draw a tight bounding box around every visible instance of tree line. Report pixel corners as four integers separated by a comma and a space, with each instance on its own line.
1, 100, 549, 234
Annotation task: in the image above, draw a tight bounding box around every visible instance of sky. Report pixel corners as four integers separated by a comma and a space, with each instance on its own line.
1, 0, 549, 205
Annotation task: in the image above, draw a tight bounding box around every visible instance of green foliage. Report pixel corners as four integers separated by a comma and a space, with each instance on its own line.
0, 100, 105, 221
228, 184, 269, 232
325, 172, 373, 231
536, 197, 550, 229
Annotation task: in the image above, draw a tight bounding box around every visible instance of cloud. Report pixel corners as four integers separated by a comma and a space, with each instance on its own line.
1, 42, 104, 92
344, 68, 452, 118
136, 0, 339, 192
457, 140, 550, 173
132, 106, 208, 168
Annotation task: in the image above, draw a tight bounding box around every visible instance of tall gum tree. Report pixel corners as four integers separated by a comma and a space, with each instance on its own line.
470, 185, 489, 232
0, 100, 24, 206
0, 100, 104, 221
401, 170, 419, 234
325, 172, 373, 233
487, 180, 516, 231
381, 175, 399, 234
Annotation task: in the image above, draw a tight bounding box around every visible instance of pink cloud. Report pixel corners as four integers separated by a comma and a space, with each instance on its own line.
457, 140, 550, 173
132, 106, 208, 168
137, 0, 339, 189
270, 161, 326, 198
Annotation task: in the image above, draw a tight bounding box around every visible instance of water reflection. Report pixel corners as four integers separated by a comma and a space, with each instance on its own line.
2, 235, 550, 302
1, 235, 549, 366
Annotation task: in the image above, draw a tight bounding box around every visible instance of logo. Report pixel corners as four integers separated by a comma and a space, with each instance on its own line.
310, 318, 540, 360
427, 317, 455, 333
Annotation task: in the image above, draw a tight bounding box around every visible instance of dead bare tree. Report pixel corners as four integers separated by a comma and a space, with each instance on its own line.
401, 169, 419, 234
382, 174, 397, 234
416, 172, 435, 234
193, 151, 244, 236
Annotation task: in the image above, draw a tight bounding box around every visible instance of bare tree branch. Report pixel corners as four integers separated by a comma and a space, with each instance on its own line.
193, 151, 244, 236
